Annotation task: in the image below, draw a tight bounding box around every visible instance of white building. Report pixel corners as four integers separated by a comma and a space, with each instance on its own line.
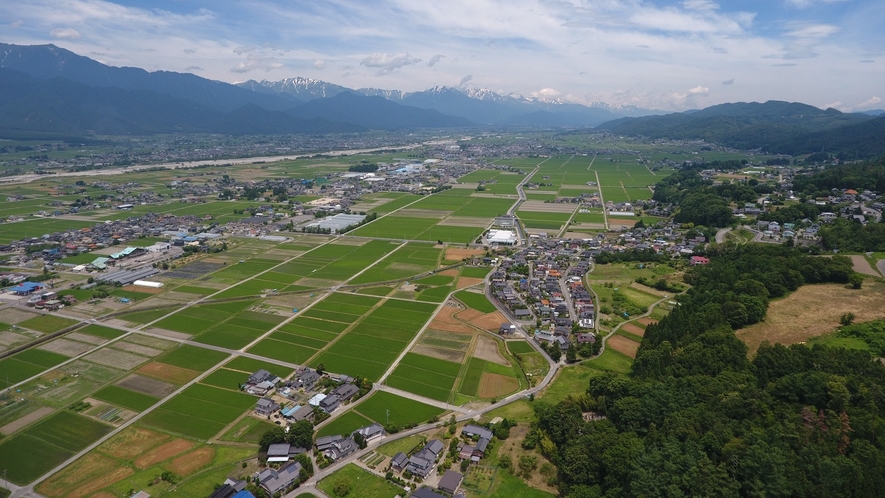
488, 229, 517, 245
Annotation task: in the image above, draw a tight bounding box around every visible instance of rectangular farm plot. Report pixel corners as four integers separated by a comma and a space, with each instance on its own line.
200, 368, 252, 390
140, 384, 254, 440
92, 385, 160, 412
356, 392, 444, 428
386, 354, 461, 402
278, 323, 339, 341
155, 345, 229, 372
78, 324, 127, 340
18, 315, 79, 333
0, 411, 112, 484
246, 338, 318, 365
0, 348, 70, 385
316, 411, 374, 438
287, 317, 350, 334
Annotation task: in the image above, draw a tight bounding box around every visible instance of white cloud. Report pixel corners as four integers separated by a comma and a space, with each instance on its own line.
314, 59, 326, 69
459, 74, 473, 87
786, 23, 839, 38
428, 54, 444, 67
689, 86, 710, 95
855, 96, 882, 110
230, 54, 283, 73
50, 27, 81, 39
531, 88, 561, 99
360, 52, 421, 74
786, 0, 849, 8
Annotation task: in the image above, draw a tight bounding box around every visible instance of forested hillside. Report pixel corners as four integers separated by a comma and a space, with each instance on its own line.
527, 246, 884, 497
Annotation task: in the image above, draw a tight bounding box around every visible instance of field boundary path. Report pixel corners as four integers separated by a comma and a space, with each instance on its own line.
595, 170, 608, 230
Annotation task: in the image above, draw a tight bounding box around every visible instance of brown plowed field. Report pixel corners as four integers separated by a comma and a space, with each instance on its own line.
621, 323, 646, 337
445, 248, 485, 260
137, 362, 200, 384
637, 317, 657, 326
473, 335, 509, 366
135, 438, 195, 469
438, 269, 460, 277
36, 453, 118, 497
456, 277, 484, 289
609, 219, 637, 227
100, 427, 170, 460
38, 338, 94, 357
478, 373, 519, 398
0, 406, 54, 435
68, 467, 134, 498
608, 335, 639, 358
468, 311, 508, 331
457, 309, 484, 321
168, 446, 215, 476
428, 306, 473, 334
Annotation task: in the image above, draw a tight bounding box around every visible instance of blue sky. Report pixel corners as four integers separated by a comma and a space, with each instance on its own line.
2, 0, 882, 111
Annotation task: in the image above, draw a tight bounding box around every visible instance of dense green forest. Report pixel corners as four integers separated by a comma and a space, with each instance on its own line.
793, 158, 885, 193
527, 246, 884, 497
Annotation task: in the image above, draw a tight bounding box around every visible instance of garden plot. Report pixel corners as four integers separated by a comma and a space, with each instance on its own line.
66, 332, 109, 346
0, 330, 36, 352
473, 334, 510, 365
109, 341, 164, 357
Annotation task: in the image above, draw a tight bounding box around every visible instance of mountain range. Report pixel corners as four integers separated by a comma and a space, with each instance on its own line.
0, 42, 882, 157
597, 101, 885, 157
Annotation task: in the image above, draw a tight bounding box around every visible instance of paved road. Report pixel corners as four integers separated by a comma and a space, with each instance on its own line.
878, 259, 885, 278
715, 227, 731, 243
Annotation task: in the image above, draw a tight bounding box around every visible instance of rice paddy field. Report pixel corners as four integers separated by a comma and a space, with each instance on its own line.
0, 135, 786, 497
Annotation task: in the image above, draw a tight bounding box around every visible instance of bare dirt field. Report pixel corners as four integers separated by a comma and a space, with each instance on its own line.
134, 438, 195, 469
428, 306, 473, 334
438, 269, 460, 277
445, 248, 485, 260
144, 327, 193, 341
67, 467, 134, 498
478, 373, 519, 398
436, 217, 490, 227
621, 323, 646, 337
518, 201, 576, 213
2, 307, 40, 324
638, 317, 658, 326
0, 330, 29, 347
100, 426, 170, 460
38, 337, 95, 357
607, 335, 640, 358
36, 453, 119, 498
89, 492, 116, 498
850, 255, 881, 276
467, 311, 508, 331
110, 341, 164, 357
609, 219, 637, 227
456, 277, 484, 289
0, 406, 54, 435
117, 374, 177, 397
737, 282, 885, 354
473, 335, 509, 366
124, 334, 177, 350
67, 332, 108, 346
84, 348, 150, 370
138, 362, 201, 384
168, 446, 215, 477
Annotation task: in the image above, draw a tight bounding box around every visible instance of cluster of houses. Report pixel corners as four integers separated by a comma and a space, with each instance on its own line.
316, 422, 385, 462
250, 367, 362, 426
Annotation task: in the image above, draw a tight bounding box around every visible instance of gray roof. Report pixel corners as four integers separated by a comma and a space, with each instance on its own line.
267, 443, 290, 457
462, 424, 493, 440
438, 470, 464, 493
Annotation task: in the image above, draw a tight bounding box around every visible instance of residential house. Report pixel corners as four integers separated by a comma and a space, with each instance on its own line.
331, 383, 359, 401
391, 452, 409, 472
255, 398, 279, 417
410, 488, 447, 498
353, 423, 385, 443
256, 461, 302, 496
315, 434, 358, 461
406, 439, 445, 478
438, 470, 464, 495
296, 369, 320, 390
266, 443, 305, 463
319, 394, 341, 413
